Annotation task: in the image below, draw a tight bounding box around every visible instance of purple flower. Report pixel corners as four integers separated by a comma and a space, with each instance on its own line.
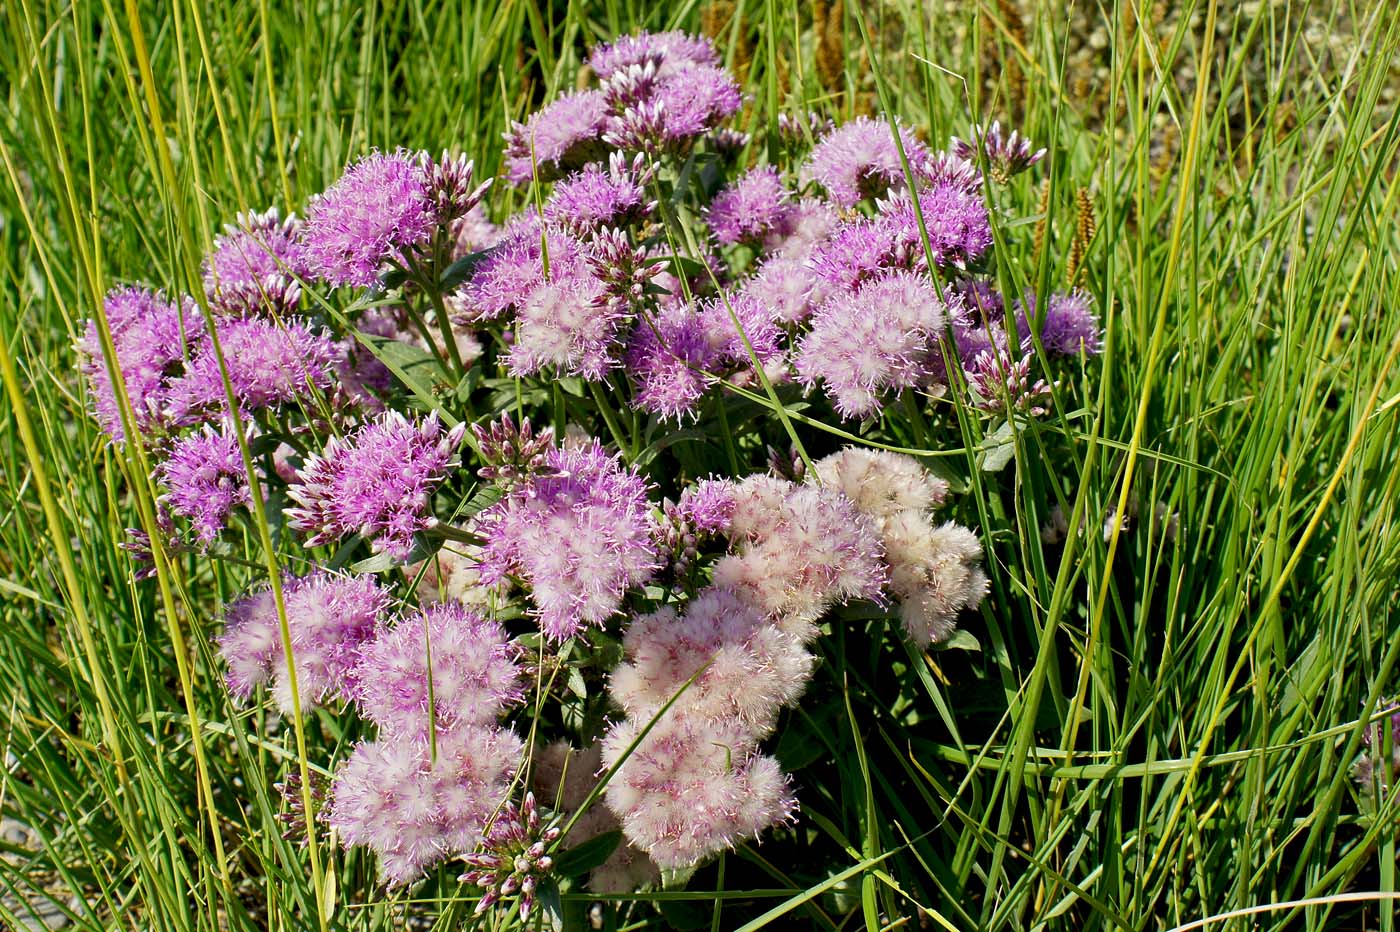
1015, 290, 1102, 356
450, 220, 645, 378
921, 151, 983, 193
965, 347, 1053, 416
420, 151, 493, 225
697, 292, 784, 367
801, 116, 930, 208
353, 603, 523, 740
656, 479, 739, 579
589, 30, 720, 79
584, 226, 667, 310
544, 153, 655, 235
713, 476, 887, 633
709, 127, 750, 154
216, 569, 389, 712
623, 304, 718, 421
763, 199, 840, 260
599, 60, 664, 113
603, 64, 743, 153
675, 479, 738, 536
807, 217, 903, 291
507, 272, 623, 381
216, 588, 281, 701
301, 150, 436, 288
602, 97, 668, 153
164, 316, 339, 424
612, 587, 813, 735
474, 440, 660, 640
952, 279, 1005, 320
808, 181, 992, 289
471, 413, 558, 485
504, 91, 612, 184
622, 293, 782, 421
287, 411, 466, 558
601, 713, 794, 870
203, 208, 306, 314
158, 424, 251, 544
650, 64, 743, 144
876, 181, 994, 271
79, 286, 202, 442
951, 121, 1046, 183
459, 792, 562, 920
928, 313, 1009, 385
705, 167, 792, 245
740, 255, 833, 324
795, 272, 949, 418
326, 725, 525, 886
450, 217, 582, 322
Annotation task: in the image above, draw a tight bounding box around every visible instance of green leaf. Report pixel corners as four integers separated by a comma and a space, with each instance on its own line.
349, 333, 456, 421
976, 419, 1016, 472
535, 880, 565, 932
455, 483, 503, 519
348, 550, 401, 574
933, 629, 981, 653
438, 250, 489, 291
552, 830, 622, 879
662, 864, 699, 889
566, 666, 587, 700
325, 534, 367, 571
634, 428, 706, 469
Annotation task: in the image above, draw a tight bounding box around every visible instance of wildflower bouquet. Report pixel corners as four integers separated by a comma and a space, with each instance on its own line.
81, 28, 1099, 926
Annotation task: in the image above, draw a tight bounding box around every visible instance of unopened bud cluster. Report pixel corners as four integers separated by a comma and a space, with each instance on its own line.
470, 413, 559, 485
459, 793, 561, 920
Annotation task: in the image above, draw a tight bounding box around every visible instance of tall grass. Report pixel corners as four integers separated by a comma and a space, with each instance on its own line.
2, 0, 1399, 929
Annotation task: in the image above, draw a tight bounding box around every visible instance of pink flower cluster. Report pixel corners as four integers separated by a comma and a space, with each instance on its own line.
812, 448, 989, 644
164, 314, 339, 424
448, 217, 653, 380
473, 438, 660, 640
714, 474, 888, 634
97, 26, 1059, 907
326, 724, 524, 886
203, 208, 307, 315
326, 601, 527, 885
504, 31, 738, 183
598, 449, 987, 869
157, 424, 251, 544
801, 115, 932, 208
216, 570, 389, 712
300, 149, 489, 289
78, 286, 200, 442
603, 587, 808, 870
287, 410, 465, 558
351, 602, 523, 739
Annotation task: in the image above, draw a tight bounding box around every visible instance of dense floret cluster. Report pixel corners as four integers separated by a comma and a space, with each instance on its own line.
79, 26, 1105, 921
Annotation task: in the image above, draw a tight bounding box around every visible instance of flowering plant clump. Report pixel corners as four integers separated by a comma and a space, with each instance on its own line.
79, 26, 1104, 926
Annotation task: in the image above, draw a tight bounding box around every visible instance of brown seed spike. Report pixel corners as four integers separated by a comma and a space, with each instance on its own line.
1066, 187, 1096, 285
